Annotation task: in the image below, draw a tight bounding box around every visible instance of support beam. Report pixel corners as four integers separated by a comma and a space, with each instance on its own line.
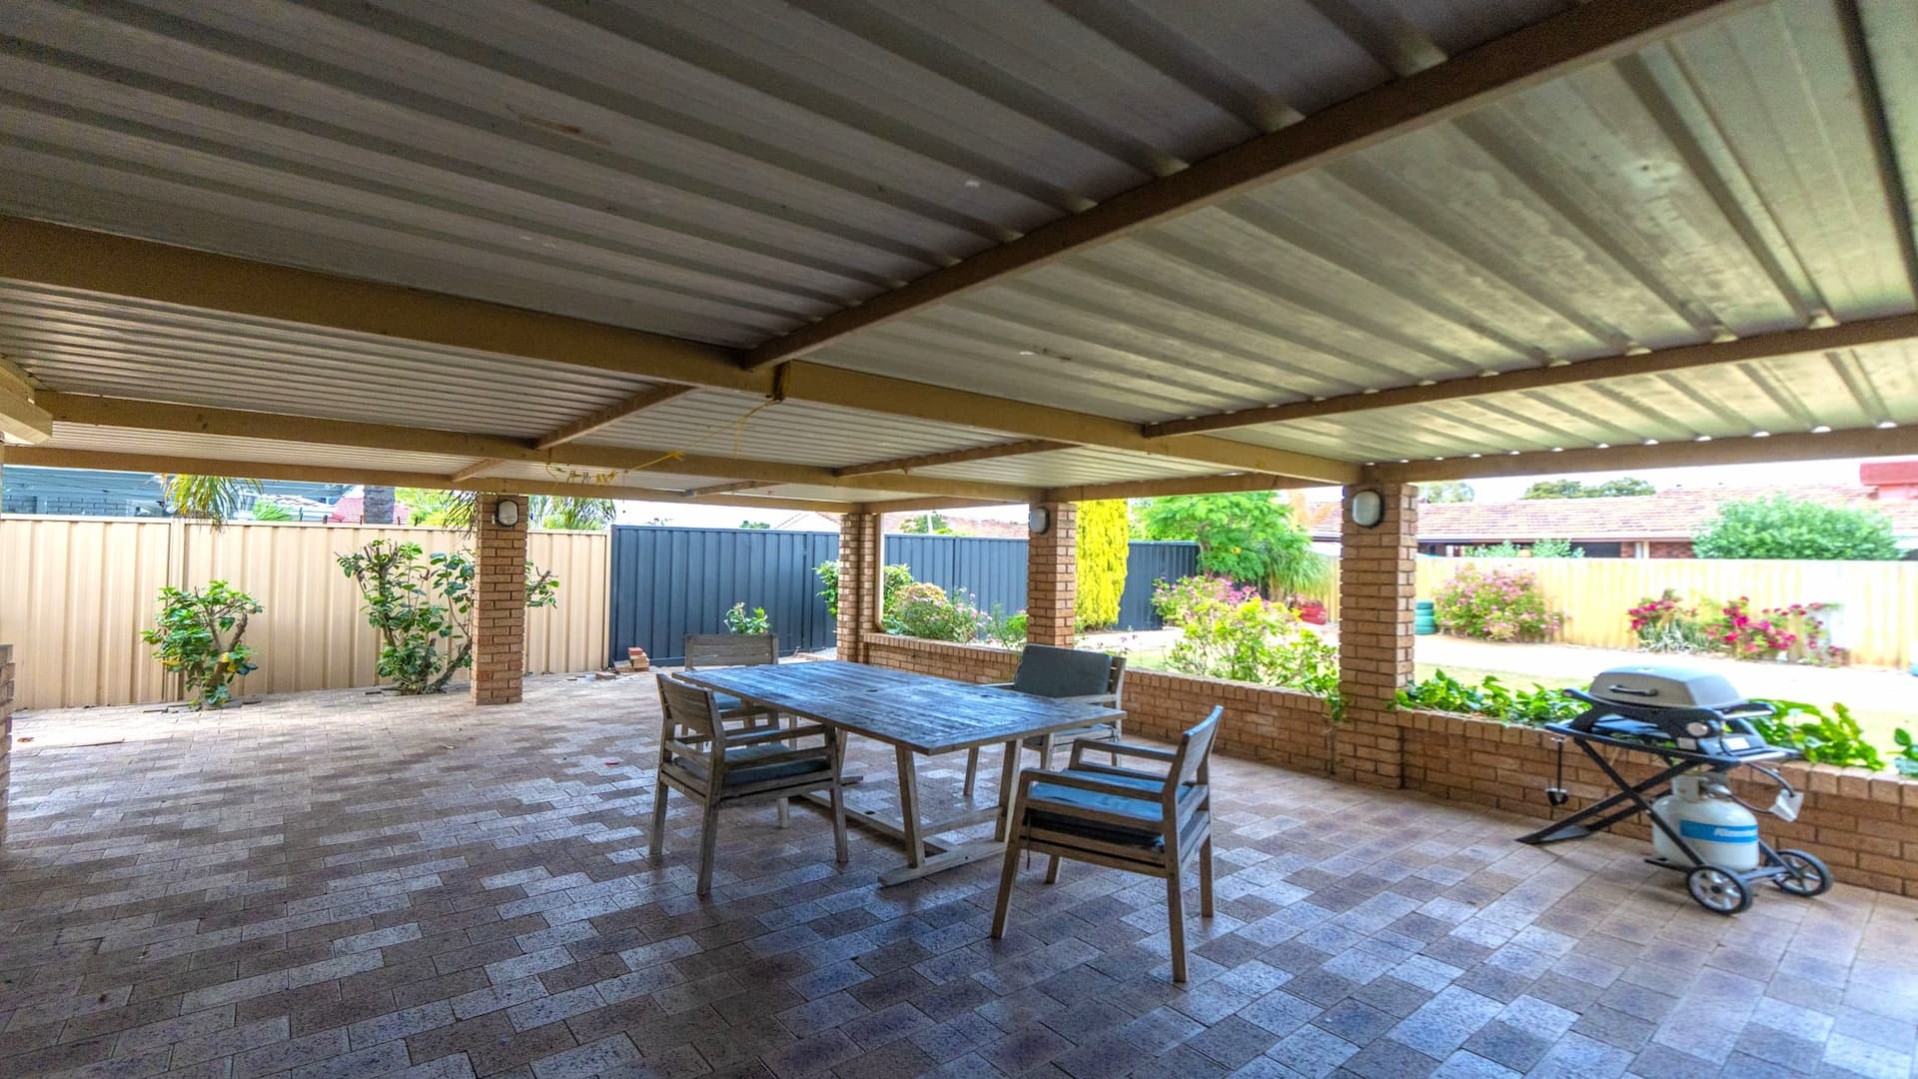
39, 393, 1040, 503
450, 459, 502, 483
681, 480, 776, 497
0, 354, 51, 444
4, 447, 861, 513
1143, 313, 1918, 437
0, 218, 1357, 482
1044, 472, 1325, 503
835, 439, 1074, 478
740, 0, 1753, 369
863, 496, 1013, 514
1376, 425, 1918, 482
533, 384, 696, 449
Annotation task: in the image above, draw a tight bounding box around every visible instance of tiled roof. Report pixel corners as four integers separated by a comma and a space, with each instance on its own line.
1408, 485, 1918, 542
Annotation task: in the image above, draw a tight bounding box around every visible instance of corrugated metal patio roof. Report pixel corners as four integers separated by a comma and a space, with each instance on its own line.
0, 0, 1912, 509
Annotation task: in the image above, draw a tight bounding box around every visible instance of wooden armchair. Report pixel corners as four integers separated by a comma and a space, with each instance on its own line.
683, 633, 781, 724
650, 674, 848, 896
991, 707, 1221, 982
963, 644, 1127, 797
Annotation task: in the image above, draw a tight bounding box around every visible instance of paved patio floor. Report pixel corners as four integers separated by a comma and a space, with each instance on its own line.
1, 674, 1914, 1079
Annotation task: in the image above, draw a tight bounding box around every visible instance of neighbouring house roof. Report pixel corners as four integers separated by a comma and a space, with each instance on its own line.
1318, 485, 1918, 544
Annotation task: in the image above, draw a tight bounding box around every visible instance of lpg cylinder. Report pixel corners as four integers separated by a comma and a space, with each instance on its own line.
1651, 775, 1759, 870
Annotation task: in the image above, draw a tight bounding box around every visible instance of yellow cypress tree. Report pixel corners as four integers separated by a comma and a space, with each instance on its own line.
1075, 499, 1130, 629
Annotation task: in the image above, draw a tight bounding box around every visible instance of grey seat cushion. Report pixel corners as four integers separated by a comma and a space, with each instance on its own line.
1013, 645, 1115, 699
713, 692, 768, 716
1025, 768, 1190, 850
673, 742, 830, 787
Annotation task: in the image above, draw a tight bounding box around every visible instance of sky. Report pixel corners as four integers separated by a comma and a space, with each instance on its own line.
615, 457, 1882, 529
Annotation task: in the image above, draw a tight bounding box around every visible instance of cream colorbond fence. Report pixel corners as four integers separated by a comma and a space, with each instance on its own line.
1412, 556, 1917, 668
0, 516, 608, 710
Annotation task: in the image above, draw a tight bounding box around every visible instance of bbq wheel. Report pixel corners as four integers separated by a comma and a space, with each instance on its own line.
1686, 866, 1752, 915
1771, 849, 1832, 898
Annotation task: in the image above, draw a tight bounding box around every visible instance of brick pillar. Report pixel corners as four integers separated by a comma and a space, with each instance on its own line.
1025, 501, 1077, 648
836, 510, 881, 663
472, 492, 528, 706
1335, 482, 1418, 788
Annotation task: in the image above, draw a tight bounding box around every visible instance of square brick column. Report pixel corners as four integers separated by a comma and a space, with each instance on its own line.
836, 510, 881, 663
1025, 501, 1077, 647
1335, 482, 1418, 788
472, 492, 528, 706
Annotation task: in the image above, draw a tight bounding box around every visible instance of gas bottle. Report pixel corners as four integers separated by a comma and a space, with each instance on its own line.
1651, 775, 1758, 870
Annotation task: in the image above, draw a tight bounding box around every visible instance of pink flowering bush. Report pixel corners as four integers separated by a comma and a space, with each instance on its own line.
1432, 565, 1562, 642
1700, 597, 1846, 666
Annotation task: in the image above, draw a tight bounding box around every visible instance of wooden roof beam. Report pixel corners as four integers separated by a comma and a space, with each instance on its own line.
533, 384, 695, 450
739, 0, 1754, 370
681, 479, 776, 497
1144, 313, 1918, 437
1044, 472, 1325, 503
0, 354, 51, 444
834, 439, 1075, 478
0, 218, 1357, 483
40, 393, 1040, 503
1376, 425, 1918, 482
450, 459, 502, 483
4, 447, 861, 513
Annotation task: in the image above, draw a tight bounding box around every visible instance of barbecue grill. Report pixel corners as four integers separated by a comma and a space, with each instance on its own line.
1516, 665, 1832, 914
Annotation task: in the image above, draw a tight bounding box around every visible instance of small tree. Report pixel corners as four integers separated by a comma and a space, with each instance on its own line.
1138, 492, 1326, 597
1693, 496, 1899, 561
532, 496, 615, 531
1522, 477, 1655, 499
338, 540, 559, 694
899, 512, 954, 534
1075, 499, 1129, 629
142, 581, 262, 710
1420, 481, 1475, 503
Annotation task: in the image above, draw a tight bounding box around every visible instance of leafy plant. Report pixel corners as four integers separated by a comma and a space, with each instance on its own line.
1394, 670, 1584, 728
1693, 495, 1899, 561
1752, 700, 1885, 770
1138, 492, 1325, 595
1701, 597, 1845, 666
159, 474, 262, 527
884, 582, 986, 642
1075, 499, 1129, 629
532, 496, 615, 531
1894, 729, 1918, 778
1522, 477, 1655, 499
1462, 541, 1524, 558
983, 606, 1028, 651
337, 540, 559, 695
249, 499, 296, 522
1419, 481, 1475, 503
1628, 588, 1706, 653
815, 560, 913, 619
1432, 564, 1561, 641
899, 512, 955, 534
1528, 538, 1585, 559
399, 488, 475, 529
141, 581, 263, 710
724, 602, 770, 634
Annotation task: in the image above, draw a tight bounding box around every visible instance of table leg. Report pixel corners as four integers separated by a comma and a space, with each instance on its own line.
894, 746, 924, 869
993, 738, 1020, 842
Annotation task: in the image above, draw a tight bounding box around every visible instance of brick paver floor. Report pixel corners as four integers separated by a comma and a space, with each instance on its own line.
1, 673, 1913, 1079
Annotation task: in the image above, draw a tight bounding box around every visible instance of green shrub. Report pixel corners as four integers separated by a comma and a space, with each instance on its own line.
1075, 499, 1129, 628
249, 499, 295, 522
884, 582, 985, 642
815, 560, 913, 619
141, 581, 263, 710
337, 540, 559, 695
1752, 699, 1884, 770
1693, 496, 1899, 560
1432, 564, 1561, 641
1895, 729, 1918, 778
724, 603, 770, 634
1152, 577, 1340, 713
1394, 670, 1585, 727
984, 606, 1028, 651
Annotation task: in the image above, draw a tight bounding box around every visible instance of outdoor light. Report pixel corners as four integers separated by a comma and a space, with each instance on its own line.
1027, 506, 1051, 534
494, 497, 522, 528
1349, 490, 1383, 528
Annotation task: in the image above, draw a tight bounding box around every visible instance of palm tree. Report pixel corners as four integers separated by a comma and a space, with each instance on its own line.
531, 496, 615, 530
397, 488, 475, 529
158, 474, 261, 527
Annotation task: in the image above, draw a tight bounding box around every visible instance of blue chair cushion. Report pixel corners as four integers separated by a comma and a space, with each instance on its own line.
1024, 768, 1185, 850
674, 743, 830, 788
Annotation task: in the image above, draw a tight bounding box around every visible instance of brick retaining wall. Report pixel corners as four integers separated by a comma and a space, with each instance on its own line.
864, 635, 1918, 898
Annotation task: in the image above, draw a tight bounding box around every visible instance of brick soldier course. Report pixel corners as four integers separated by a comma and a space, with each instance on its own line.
471, 492, 528, 707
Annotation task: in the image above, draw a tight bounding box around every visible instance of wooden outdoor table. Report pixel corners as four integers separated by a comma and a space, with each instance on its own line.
678, 660, 1125, 886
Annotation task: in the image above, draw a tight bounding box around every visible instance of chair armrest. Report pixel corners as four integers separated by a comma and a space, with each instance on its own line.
1016, 768, 1162, 804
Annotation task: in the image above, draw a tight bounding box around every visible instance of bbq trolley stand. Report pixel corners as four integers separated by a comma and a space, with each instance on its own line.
1516, 668, 1833, 915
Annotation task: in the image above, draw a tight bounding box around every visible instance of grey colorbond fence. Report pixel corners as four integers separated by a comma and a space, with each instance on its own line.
609, 526, 839, 666
609, 527, 1202, 665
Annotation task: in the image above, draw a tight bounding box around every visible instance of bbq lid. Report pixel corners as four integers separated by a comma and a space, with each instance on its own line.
1585, 665, 1747, 711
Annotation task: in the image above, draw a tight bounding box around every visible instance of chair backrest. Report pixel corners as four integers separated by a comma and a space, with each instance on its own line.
1012, 644, 1120, 700
684, 633, 778, 670
656, 674, 724, 746
1171, 706, 1223, 788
